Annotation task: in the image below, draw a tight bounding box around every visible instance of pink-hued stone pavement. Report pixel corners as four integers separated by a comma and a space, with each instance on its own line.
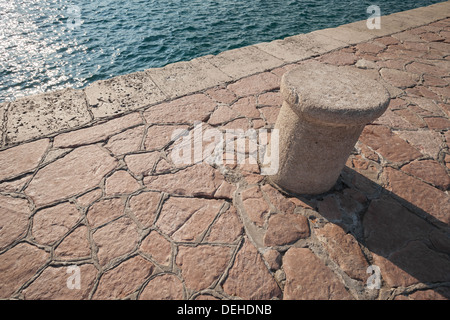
1, 15, 450, 300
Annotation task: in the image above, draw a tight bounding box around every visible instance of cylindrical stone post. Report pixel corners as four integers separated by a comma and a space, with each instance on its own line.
269, 62, 390, 195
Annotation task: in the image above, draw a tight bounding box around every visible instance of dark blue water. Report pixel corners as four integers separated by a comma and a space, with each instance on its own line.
0, 0, 445, 102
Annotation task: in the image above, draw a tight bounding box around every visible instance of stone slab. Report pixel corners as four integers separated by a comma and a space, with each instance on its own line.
254, 39, 317, 63
285, 32, 348, 55
84, 70, 167, 119
342, 12, 426, 38
255, 32, 348, 64
146, 56, 232, 99
0, 138, 49, 181
313, 26, 377, 45
25, 145, 118, 207
204, 45, 284, 80
53, 112, 143, 148
5, 88, 91, 145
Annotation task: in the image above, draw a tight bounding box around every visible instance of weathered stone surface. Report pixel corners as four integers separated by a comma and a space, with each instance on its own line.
227, 72, 279, 97
205, 87, 237, 104
144, 164, 225, 197
104, 170, 141, 196
22, 264, 97, 300
124, 152, 160, 177
0, 195, 30, 250
171, 200, 223, 242
283, 247, 352, 300
241, 198, 268, 228
195, 294, 220, 300
377, 59, 409, 71
312, 26, 375, 45
146, 57, 231, 98
379, 68, 419, 89
53, 112, 142, 148
93, 255, 154, 299
407, 97, 445, 117
373, 109, 418, 129
263, 249, 282, 270
430, 86, 450, 102
315, 224, 369, 281
363, 196, 434, 256
144, 94, 216, 124
205, 45, 283, 79
156, 197, 223, 241
87, 198, 125, 229
92, 217, 140, 266
424, 117, 450, 130
406, 86, 441, 100
0, 139, 49, 181
406, 61, 448, 77
127, 191, 161, 228
0, 243, 49, 298
422, 74, 448, 87
230, 96, 260, 118
213, 180, 236, 200
258, 91, 281, 107
355, 58, 378, 69
241, 186, 270, 227
144, 125, 189, 151
220, 117, 250, 131
223, 239, 281, 299
287, 32, 347, 55
259, 106, 280, 124
359, 125, 422, 163
5, 88, 91, 144
54, 226, 91, 260
84, 71, 167, 118
176, 245, 232, 291
356, 42, 386, 54
76, 189, 102, 207
372, 241, 450, 287
254, 38, 317, 63
385, 168, 450, 224
0, 174, 32, 193
41, 148, 73, 167
208, 105, 239, 126
32, 202, 81, 245
401, 160, 450, 190
206, 206, 243, 243
263, 213, 310, 247
139, 274, 184, 300
25, 145, 117, 207
105, 126, 144, 155
140, 231, 172, 266
318, 50, 357, 66
396, 130, 443, 159
261, 184, 296, 215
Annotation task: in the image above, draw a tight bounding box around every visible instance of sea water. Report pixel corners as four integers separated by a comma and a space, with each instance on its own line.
0, 0, 444, 102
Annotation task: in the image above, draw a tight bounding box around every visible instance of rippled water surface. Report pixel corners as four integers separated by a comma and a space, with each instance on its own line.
0, 0, 445, 102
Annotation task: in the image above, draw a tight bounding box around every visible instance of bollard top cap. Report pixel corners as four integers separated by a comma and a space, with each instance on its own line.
281, 62, 390, 126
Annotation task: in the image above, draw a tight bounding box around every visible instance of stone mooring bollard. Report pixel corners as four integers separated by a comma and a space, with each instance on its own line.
268, 61, 390, 195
